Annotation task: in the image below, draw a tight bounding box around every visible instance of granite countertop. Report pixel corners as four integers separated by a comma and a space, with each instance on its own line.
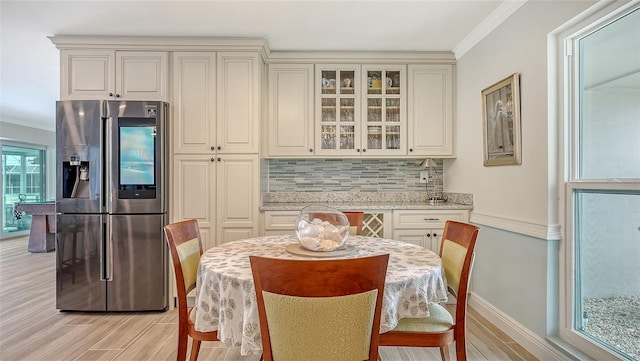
260, 201, 472, 211
259, 192, 473, 212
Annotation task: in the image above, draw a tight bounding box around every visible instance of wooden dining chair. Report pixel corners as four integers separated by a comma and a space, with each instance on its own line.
250, 254, 389, 361
164, 219, 218, 361
310, 211, 364, 235
379, 220, 479, 361
343, 211, 364, 235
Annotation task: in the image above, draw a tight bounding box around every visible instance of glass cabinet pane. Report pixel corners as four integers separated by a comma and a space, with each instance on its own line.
386, 125, 400, 149
367, 126, 382, 149
340, 98, 354, 122
367, 98, 382, 122
367, 71, 383, 94
386, 98, 400, 122
321, 125, 336, 149
321, 98, 336, 122
340, 70, 355, 95
340, 125, 355, 149
386, 70, 401, 95
321, 70, 336, 95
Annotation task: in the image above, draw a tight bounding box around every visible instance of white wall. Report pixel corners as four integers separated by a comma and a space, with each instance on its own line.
446, 0, 596, 339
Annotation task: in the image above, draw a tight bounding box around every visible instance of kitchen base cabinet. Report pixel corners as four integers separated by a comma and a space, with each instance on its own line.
261, 210, 391, 238
392, 209, 468, 253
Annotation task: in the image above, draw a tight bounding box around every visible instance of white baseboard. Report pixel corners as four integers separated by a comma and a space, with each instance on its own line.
469, 292, 569, 361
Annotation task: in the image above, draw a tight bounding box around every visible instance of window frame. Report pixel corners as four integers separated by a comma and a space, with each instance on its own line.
558, 2, 640, 360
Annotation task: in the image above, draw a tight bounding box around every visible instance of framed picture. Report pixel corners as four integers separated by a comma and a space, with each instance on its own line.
482, 73, 521, 166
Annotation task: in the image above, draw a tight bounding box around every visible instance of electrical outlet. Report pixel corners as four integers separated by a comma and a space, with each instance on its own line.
420, 171, 429, 184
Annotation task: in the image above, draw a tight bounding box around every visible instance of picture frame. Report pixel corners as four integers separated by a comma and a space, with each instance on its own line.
482, 73, 521, 166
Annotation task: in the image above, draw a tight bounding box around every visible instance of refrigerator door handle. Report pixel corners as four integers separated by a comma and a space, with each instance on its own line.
100, 219, 108, 281
106, 217, 113, 281
100, 217, 113, 282
104, 115, 113, 213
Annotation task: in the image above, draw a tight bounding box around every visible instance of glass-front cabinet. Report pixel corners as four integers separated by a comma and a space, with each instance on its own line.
361, 65, 406, 156
315, 65, 406, 156
316, 65, 360, 156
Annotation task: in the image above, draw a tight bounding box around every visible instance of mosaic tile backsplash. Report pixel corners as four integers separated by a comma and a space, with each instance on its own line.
266, 159, 444, 192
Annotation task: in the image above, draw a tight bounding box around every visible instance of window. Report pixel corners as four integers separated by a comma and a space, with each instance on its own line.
562, 4, 640, 360
1, 144, 47, 236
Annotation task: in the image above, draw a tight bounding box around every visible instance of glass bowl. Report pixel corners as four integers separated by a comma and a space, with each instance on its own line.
295, 205, 350, 251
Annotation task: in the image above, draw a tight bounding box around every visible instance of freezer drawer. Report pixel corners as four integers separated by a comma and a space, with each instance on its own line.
107, 214, 168, 311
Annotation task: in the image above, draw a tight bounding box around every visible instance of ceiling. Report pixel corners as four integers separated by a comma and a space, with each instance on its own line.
1, 0, 520, 132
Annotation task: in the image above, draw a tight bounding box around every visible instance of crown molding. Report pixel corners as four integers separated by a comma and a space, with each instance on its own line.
453, 0, 528, 59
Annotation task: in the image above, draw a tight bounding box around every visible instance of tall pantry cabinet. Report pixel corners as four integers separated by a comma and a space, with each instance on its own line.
172, 52, 261, 249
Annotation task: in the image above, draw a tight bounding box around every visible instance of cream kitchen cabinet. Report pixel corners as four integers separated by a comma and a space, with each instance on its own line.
172, 52, 260, 154
315, 65, 361, 156
267, 64, 315, 157
171, 51, 262, 247
315, 65, 407, 157
392, 209, 468, 253
407, 64, 454, 157
172, 154, 259, 249
261, 210, 391, 238
361, 65, 407, 156
262, 211, 299, 236
60, 49, 168, 101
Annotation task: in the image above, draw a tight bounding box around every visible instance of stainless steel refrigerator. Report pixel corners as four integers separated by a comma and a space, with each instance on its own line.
56, 100, 169, 312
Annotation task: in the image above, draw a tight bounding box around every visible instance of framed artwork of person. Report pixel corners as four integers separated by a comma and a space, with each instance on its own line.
482, 73, 521, 166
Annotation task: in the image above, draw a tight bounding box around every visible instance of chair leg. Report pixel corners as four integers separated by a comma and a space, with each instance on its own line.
440, 345, 451, 361
455, 338, 467, 361
189, 339, 202, 361
176, 329, 188, 361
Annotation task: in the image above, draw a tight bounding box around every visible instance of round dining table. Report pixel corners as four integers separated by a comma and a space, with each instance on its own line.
194, 234, 448, 355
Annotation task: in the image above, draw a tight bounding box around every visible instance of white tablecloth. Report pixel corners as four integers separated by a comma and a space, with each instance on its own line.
195, 235, 448, 355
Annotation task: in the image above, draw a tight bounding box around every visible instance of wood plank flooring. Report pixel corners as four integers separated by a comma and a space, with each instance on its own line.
0, 236, 537, 361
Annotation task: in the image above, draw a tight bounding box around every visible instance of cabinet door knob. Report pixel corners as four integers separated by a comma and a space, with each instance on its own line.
108, 92, 114, 97
356, 149, 361, 153
409, 148, 414, 152
217, 146, 222, 151
210, 146, 215, 151
217, 157, 221, 162
210, 157, 215, 162
115, 94, 121, 98
309, 148, 313, 153
426, 233, 432, 238
362, 148, 367, 153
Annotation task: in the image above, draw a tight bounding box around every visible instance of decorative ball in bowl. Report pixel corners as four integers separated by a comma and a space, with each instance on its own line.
295, 205, 350, 252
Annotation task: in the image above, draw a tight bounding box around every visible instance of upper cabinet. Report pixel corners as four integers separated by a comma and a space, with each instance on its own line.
172, 52, 260, 154
315, 65, 361, 156
361, 65, 406, 156
60, 49, 168, 101
217, 52, 260, 154
265, 58, 454, 159
407, 64, 454, 157
267, 64, 315, 157
314, 64, 406, 157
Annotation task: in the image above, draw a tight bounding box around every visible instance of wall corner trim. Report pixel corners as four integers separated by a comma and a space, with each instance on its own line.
469, 292, 567, 361
470, 212, 560, 240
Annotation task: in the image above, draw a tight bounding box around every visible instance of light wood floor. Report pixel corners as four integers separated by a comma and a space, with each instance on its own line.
0, 236, 537, 361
